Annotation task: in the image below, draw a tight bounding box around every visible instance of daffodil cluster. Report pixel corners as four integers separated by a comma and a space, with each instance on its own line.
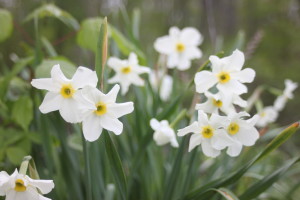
178, 50, 260, 157
31, 64, 134, 142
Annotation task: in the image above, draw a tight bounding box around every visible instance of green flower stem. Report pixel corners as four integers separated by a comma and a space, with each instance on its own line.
19, 156, 40, 179
82, 133, 92, 200
19, 156, 32, 175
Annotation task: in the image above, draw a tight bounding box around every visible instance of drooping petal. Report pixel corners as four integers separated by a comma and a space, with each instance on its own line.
201, 139, 220, 158
154, 37, 176, 55
107, 102, 134, 118
100, 115, 123, 135
177, 122, 199, 136
153, 131, 171, 146
188, 133, 202, 152
51, 64, 69, 84
39, 92, 63, 114
150, 118, 160, 130
222, 49, 245, 71
31, 78, 60, 92
226, 141, 243, 157
180, 27, 203, 46
231, 68, 255, 83
59, 98, 83, 123
82, 114, 103, 142
170, 137, 179, 148
72, 66, 98, 89
194, 71, 218, 93
27, 177, 54, 194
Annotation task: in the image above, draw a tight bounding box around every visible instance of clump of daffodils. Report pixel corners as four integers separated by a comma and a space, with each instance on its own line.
31, 64, 134, 142
0, 169, 54, 200
178, 49, 260, 157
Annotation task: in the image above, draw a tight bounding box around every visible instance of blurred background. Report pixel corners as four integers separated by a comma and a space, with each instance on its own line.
1, 0, 299, 125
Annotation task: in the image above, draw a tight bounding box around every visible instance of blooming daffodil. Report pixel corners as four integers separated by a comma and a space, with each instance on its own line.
256, 106, 278, 128
150, 118, 178, 147
194, 49, 255, 95
107, 52, 150, 95
0, 169, 54, 200
80, 84, 134, 142
31, 64, 98, 123
154, 27, 203, 70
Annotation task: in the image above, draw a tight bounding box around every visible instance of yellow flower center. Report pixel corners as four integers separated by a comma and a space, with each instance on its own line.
121, 66, 132, 74
94, 102, 107, 116
212, 99, 223, 108
60, 84, 75, 98
14, 179, 26, 192
217, 72, 231, 84
260, 112, 266, 117
176, 43, 185, 52
201, 125, 214, 139
227, 122, 240, 135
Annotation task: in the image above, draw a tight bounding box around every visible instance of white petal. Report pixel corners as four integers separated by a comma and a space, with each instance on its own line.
38, 194, 52, 200
169, 26, 180, 37
233, 95, 247, 107
194, 71, 218, 93
184, 46, 202, 60
209, 55, 223, 73
6, 190, 17, 200
177, 57, 191, 71
188, 133, 202, 152
107, 102, 134, 118
201, 139, 220, 158
51, 64, 69, 83
210, 114, 228, 128
39, 92, 63, 113
128, 52, 138, 65
195, 100, 216, 114
82, 114, 103, 142
180, 27, 203, 46
0, 171, 9, 195
72, 66, 98, 89
160, 75, 173, 101
100, 115, 123, 135
59, 98, 83, 123
107, 57, 125, 70
226, 141, 243, 157
197, 110, 209, 125
177, 122, 199, 136
153, 131, 171, 146
274, 95, 286, 111
134, 66, 151, 74
105, 84, 120, 103
27, 177, 54, 194
211, 130, 233, 150
130, 74, 145, 86
150, 118, 160, 130
217, 80, 247, 95
31, 78, 60, 92
237, 126, 259, 146
154, 37, 175, 54
170, 138, 179, 148
167, 53, 179, 68
231, 68, 255, 83
222, 49, 245, 71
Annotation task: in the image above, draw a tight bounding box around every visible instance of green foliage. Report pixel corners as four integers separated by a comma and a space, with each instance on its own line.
0, 9, 13, 42
12, 95, 33, 131
35, 58, 76, 78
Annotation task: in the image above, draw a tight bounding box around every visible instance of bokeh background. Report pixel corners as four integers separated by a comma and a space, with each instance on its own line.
1, 0, 299, 125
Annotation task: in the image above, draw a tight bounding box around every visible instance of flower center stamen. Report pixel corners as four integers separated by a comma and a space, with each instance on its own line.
228, 122, 240, 135
121, 66, 132, 74
94, 102, 107, 116
201, 125, 214, 139
60, 84, 75, 98
217, 72, 231, 84
212, 99, 223, 108
176, 43, 185, 52
14, 179, 26, 192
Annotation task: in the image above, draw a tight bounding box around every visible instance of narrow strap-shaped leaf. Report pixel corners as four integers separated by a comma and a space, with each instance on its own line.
95, 17, 108, 91
104, 131, 127, 200
239, 157, 300, 200
209, 188, 240, 200
182, 122, 299, 200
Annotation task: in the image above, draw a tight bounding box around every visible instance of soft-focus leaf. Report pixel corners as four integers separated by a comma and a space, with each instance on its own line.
35, 58, 76, 78
11, 95, 33, 131
6, 147, 27, 165
210, 188, 240, 200
104, 132, 127, 200
25, 4, 79, 30
68, 133, 83, 152
0, 9, 13, 42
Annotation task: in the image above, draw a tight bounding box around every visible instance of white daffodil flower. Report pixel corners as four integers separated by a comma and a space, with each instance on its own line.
149, 70, 173, 101
195, 91, 236, 115
154, 27, 203, 70
256, 106, 278, 128
194, 49, 255, 95
222, 112, 259, 157
274, 79, 298, 111
0, 169, 54, 200
107, 52, 150, 95
31, 64, 98, 123
150, 118, 178, 147
177, 110, 233, 158
80, 84, 134, 142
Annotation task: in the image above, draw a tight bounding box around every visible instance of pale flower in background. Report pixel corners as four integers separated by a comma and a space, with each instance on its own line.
80, 84, 134, 142
223, 112, 259, 157
154, 27, 203, 70
149, 70, 173, 101
31, 64, 98, 123
177, 110, 233, 158
194, 49, 255, 95
274, 79, 298, 111
150, 118, 178, 147
0, 169, 54, 200
107, 52, 150, 95
256, 106, 278, 128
